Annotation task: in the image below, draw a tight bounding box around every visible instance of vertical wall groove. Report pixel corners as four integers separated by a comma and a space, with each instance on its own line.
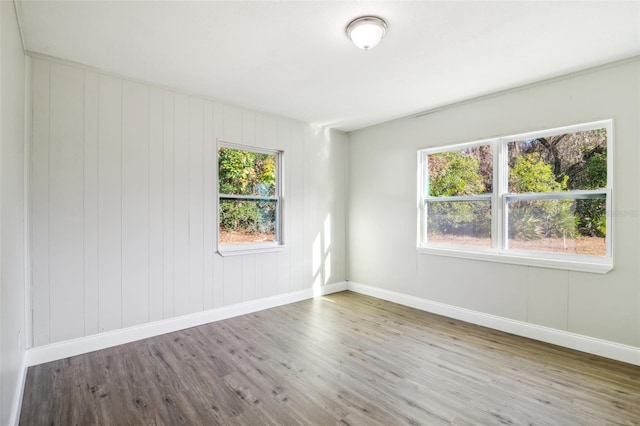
46, 62, 51, 344
120, 80, 123, 328
82, 70, 86, 336
147, 89, 151, 324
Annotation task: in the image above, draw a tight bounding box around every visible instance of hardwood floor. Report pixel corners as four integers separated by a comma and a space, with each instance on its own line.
20, 291, 640, 425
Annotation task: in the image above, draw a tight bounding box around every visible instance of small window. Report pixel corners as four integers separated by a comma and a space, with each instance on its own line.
217, 143, 283, 254
418, 120, 613, 273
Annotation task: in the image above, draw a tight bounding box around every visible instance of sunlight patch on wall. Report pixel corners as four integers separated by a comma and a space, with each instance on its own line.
312, 213, 333, 293
312, 233, 322, 277
324, 214, 332, 253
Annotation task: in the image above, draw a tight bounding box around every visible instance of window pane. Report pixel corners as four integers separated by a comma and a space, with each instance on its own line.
219, 199, 277, 245
427, 145, 492, 196
218, 147, 277, 196
426, 200, 491, 247
507, 198, 606, 256
508, 128, 607, 193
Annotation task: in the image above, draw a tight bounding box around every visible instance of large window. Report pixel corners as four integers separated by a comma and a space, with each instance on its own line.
218, 143, 283, 254
418, 120, 612, 273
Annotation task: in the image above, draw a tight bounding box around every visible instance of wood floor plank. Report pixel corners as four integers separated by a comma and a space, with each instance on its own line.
20, 291, 640, 425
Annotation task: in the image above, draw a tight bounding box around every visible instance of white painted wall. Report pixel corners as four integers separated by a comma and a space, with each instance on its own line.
30, 57, 347, 346
1, 1, 27, 424
348, 59, 640, 348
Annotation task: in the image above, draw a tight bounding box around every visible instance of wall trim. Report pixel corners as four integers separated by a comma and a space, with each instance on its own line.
12, 0, 27, 52
347, 281, 640, 366
26, 281, 347, 366
8, 352, 28, 426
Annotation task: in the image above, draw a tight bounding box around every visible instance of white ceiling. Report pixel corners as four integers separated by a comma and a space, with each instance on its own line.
17, 1, 640, 132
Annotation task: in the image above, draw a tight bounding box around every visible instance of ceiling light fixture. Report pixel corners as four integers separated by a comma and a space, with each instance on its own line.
346, 16, 387, 51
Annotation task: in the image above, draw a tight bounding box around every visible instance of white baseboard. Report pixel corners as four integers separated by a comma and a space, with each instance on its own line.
23, 278, 639, 377
8, 351, 28, 426
26, 281, 347, 366
347, 281, 640, 366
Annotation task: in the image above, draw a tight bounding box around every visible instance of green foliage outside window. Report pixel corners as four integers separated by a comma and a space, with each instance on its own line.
428, 149, 490, 236
509, 153, 568, 193
508, 153, 574, 240
429, 151, 486, 196
218, 147, 278, 240
218, 148, 276, 196
571, 148, 607, 237
427, 128, 607, 241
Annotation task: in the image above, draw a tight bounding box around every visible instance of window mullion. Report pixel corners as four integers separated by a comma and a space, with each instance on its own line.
418, 151, 427, 245
495, 139, 507, 251
278, 149, 285, 243
424, 195, 492, 202
219, 194, 278, 201
505, 191, 607, 201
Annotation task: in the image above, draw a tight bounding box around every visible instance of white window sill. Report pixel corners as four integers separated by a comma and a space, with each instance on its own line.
218, 243, 284, 257
417, 246, 613, 274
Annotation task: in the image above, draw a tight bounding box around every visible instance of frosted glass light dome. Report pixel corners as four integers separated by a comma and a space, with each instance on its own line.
346, 16, 387, 50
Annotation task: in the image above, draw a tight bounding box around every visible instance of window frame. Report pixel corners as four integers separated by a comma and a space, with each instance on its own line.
417, 120, 613, 274
217, 141, 285, 256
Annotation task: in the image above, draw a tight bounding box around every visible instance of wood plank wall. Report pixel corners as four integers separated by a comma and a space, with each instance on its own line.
30, 58, 347, 347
